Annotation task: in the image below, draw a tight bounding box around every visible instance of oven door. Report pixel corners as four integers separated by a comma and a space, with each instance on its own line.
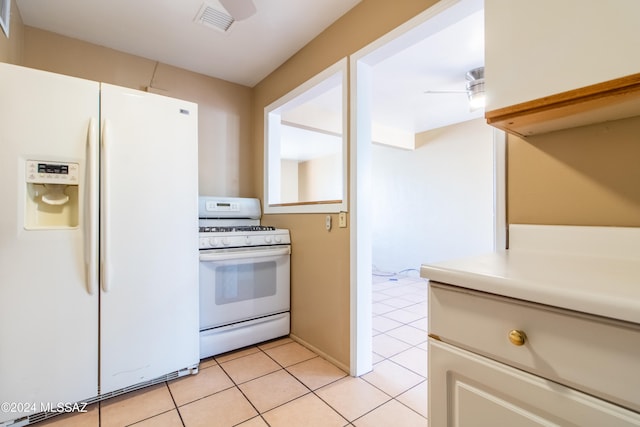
199, 244, 291, 330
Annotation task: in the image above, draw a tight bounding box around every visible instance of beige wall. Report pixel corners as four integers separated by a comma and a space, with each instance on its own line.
299, 153, 341, 202
508, 116, 640, 226
21, 27, 253, 197
253, 0, 437, 368
0, 0, 24, 64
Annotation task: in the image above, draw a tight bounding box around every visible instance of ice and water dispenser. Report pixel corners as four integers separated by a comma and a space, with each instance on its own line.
25, 160, 80, 229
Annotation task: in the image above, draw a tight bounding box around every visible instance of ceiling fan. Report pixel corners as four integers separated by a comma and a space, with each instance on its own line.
220, 0, 256, 20
424, 67, 485, 110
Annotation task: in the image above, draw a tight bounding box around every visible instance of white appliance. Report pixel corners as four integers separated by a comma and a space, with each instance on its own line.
0, 63, 199, 426
198, 196, 291, 358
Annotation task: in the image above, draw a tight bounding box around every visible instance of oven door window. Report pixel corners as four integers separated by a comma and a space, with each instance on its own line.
216, 260, 276, 304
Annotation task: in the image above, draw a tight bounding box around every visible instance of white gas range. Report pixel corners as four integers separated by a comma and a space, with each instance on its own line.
198, 196, 291, 359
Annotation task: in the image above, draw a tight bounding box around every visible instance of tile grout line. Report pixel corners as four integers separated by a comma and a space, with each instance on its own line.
215, 352, 266, 423
164, 380, 187, 427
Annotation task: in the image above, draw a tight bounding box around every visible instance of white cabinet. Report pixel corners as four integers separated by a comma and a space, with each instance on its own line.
485, 0, 640, 111
428, 282, 640, 426
430, 340, 640, 427
484, 0, 640, 137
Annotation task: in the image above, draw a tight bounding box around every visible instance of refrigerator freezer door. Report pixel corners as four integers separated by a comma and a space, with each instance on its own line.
99, 84, 199, 394
0, 63, 100, 422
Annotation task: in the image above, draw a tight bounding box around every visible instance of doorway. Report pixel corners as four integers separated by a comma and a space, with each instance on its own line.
349, 0, 506, 376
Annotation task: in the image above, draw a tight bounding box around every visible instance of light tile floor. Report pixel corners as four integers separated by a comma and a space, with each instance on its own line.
36, 275, 428, 426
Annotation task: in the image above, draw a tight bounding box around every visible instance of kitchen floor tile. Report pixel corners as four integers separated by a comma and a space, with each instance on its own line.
130, 409, 183, 427
382, 297, 417, 309
168, 364, 234, 406
99, 384, 175, 427
396, 381, 428, 418
378, 284, 417, 298
214, 345, 260, 364
238, 369, 309, 413
219, 351, 281, 384
386, 324, 428, 346
198, 356, 218, 369
372, 302, 397, 315
372, 315, 403, 333
36, 403, 99, 427
372, 291, 392, 302
263, 341, 316, 367
382, 308, 425, 325
315, 376, 390, 422
262, 393, 348, 427
179, 387, 257, 427
236, 416, 270, 426
362, 360, 424, 397
405, 292, 428, 304
353, 399, 427, 427
404, 301, 428, 315
372, 333, 412, 358
372, 352, 385, 364
257, 336, 294, 350
287, 356, 347, 390
408, 317, 428, 332
390, 347, 428, 377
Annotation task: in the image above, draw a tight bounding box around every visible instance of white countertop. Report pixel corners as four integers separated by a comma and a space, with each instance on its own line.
421, 249, 640, 325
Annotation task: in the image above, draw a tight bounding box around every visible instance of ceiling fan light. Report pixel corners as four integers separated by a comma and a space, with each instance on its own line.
468, 91, 485, 111
466, 73, 485, 111
465, 67, 484, 82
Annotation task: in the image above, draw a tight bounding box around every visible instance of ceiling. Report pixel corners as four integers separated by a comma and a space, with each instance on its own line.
371, 5, 484, 134
16, 0, 484, 136
16, 0, 362, 87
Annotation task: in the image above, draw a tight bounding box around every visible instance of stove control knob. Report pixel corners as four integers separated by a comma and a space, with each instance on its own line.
208, 237, 218, 247
222, 237, 230, 246
264, 236, 273, 244
274, 235, 282, 243
245, 236, 252, 245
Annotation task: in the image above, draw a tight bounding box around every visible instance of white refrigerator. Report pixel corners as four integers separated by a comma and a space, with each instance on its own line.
0, 63, 199, 424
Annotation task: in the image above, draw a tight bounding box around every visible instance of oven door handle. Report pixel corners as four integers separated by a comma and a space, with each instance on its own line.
199, 246, 291, 262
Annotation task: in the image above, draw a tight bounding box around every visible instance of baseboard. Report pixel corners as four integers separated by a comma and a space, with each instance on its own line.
288, 334, 350, 375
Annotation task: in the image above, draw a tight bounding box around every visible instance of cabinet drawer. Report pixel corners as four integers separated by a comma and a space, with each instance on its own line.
429, 282, 640, 413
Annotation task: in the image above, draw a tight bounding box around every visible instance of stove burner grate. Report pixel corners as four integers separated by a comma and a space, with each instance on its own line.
199, 225, 276, 233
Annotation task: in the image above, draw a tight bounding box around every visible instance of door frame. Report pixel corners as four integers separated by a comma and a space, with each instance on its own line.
348, 0, 505, 376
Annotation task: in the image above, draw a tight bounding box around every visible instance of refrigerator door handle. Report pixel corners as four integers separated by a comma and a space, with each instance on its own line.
101, 119, 111, 293
85, 118, 98, 295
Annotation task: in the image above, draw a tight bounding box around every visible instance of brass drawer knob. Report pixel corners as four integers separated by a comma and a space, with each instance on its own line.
508, 329, 527, 346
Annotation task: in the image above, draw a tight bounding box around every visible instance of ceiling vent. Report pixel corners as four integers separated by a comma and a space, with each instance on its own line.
194, 1, 235, 33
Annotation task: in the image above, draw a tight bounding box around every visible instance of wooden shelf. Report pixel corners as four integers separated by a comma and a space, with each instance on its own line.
485, 73, 640, 137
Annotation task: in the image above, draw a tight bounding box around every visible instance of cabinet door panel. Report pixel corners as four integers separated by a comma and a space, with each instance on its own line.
429, 340, 640, 427
485, 0, 640, 111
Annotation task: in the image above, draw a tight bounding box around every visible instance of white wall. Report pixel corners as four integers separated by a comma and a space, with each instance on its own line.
371, 118, 494, 274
